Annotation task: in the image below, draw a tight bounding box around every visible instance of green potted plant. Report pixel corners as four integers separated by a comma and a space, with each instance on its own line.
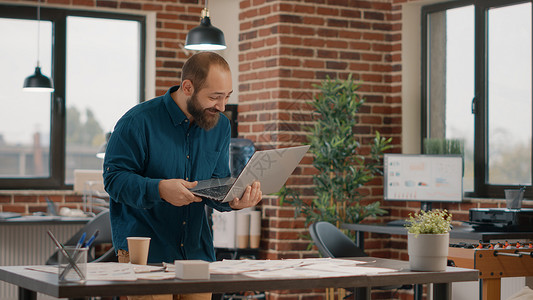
423, 138, 464, 155
279, 75, 391, 239
405, 209, 452, 271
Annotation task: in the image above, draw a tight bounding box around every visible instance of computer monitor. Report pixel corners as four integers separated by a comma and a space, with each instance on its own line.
383, 154, 463, 210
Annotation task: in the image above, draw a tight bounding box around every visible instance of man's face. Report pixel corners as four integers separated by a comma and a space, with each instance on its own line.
186, 65, 232, 130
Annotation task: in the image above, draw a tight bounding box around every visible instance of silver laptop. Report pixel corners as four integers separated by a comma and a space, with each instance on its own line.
190, 145, 310, 202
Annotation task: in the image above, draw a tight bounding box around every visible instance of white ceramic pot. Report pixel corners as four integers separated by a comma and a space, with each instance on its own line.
407, 232, 450, 271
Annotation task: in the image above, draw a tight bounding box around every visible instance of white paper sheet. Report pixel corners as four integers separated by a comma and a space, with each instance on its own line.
26, 263, 163, 281
208, 258, 397, 278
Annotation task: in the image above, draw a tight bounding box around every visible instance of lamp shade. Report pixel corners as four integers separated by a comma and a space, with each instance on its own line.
185, 16, 226, 51
23, 66, 54, 92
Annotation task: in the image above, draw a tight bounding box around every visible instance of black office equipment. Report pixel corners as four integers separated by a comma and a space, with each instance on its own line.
468, 208, 533, 232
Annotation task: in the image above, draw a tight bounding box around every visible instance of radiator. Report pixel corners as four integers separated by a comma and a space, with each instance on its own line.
0, 223, 84, 300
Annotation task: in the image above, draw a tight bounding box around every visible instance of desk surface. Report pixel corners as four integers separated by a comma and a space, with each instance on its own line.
0, 215, 92, 225
341, 223, 533, 242
0, 258, 477, 298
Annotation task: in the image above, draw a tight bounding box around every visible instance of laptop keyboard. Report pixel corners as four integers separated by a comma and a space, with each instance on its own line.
193, 184, 233, 201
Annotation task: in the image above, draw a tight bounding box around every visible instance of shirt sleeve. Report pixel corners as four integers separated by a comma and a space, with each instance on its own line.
103, 117, 162, 209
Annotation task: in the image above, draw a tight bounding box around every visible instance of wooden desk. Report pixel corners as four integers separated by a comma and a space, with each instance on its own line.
341, 223, 533, 250
0, 258, 477, 300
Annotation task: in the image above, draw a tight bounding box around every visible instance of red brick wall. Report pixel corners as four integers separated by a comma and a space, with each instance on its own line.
238, 0, 403, 255
238, 1, 405, 298
0, 192, 84, 214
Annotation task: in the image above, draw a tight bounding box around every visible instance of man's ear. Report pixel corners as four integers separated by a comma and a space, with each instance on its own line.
181, 80, 194, 96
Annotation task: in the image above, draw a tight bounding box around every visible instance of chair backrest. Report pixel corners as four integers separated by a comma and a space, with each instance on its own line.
309, 221, 367, 258
46, 209, 116, 264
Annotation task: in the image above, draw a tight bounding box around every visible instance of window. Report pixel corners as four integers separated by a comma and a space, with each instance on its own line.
422, 0, 532, 198
0, 5, 145, 189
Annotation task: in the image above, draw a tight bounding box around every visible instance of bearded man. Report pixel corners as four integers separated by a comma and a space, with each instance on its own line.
103, 52, 262, 300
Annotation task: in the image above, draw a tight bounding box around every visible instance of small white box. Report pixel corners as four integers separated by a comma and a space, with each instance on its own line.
174, 260, 210, 280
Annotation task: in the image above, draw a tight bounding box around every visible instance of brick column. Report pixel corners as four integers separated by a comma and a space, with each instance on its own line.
238, 0, 403, 265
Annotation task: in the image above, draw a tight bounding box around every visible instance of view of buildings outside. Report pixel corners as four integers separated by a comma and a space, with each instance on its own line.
0, 16, 140, 184
441, 3, 531, 191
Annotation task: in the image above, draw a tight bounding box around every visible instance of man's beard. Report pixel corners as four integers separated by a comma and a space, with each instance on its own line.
186, 92, 220, 130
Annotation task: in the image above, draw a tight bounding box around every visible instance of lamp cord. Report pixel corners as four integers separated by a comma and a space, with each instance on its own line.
36, 0, 41, 67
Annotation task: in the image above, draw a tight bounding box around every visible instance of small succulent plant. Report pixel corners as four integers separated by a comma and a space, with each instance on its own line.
405, 209, 452, 235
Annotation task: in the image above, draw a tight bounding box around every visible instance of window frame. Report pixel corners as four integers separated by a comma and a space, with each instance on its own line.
0, 4, 146, 190
421, 0, 533, 198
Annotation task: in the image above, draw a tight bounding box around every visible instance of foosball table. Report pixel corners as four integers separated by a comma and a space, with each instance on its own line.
448, 241, 533, 300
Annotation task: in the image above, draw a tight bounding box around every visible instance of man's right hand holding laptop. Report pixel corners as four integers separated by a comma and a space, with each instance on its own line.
227, 181, 262, 209
159, 178, 262, 209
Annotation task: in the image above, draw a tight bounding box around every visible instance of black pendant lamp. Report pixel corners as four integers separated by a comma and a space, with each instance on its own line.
184, 0, 226, 51
23, 0, 54, 92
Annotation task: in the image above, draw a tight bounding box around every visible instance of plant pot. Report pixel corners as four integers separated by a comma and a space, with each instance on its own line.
407, 232, 449, 271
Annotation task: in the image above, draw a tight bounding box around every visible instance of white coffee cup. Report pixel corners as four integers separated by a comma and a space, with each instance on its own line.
127, 237, 151, 265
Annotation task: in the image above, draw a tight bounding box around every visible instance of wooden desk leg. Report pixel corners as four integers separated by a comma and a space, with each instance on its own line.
338, 288, 346, 299
325, 287, 333, 300
482, 278, 501, 300
433, 283, 451, 300
18, 287, 36, 300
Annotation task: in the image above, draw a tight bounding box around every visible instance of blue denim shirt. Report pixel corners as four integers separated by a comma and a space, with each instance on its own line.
103, 86, 232, 263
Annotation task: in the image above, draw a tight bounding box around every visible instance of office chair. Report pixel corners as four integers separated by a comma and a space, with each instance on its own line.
309, 222, 367, 258
309, 222, 411, 298
46, 209, 117, 265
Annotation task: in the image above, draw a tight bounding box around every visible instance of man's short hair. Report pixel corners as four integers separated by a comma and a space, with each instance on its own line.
181, 52, 230, 92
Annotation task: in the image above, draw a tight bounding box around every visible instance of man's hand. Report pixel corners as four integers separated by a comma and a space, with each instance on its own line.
159, 179, 202, 207
229, 181, 262, 210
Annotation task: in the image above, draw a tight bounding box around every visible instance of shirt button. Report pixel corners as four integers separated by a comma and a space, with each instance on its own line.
182, 221, 186, 225
185, 120, 188, 123
186, 177, 189, 181
186, 155, 190, 159
181, 243, 184, 247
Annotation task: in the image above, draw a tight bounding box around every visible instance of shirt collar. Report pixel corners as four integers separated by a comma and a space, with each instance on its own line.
164, 85, 191, 127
